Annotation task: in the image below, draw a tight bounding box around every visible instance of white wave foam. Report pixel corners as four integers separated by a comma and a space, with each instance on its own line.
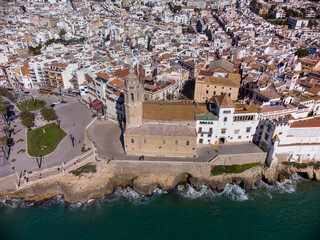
3, 197, 34, 208
177, 184, 250, 201
111, 186, 166, 205
252, 173, 302, 199
219, 184, 249, 201
177, 184, 215, 200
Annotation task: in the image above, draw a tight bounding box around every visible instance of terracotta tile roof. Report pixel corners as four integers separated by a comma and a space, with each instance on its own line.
142, 101, 207, 121
216, 93, 236, 108
125, 123, 196, 137
290, 119, 320, 128
96, 72, 110, 80
108, 79, 124, 89
208, 59, 234, 73
49, 63, 68, 68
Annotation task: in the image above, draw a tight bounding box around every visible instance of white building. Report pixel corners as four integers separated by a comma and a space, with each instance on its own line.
196, 94, 260, 145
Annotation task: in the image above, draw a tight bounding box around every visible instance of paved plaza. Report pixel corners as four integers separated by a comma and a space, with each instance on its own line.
86, 119, 264, 162
0, 93, 93, 178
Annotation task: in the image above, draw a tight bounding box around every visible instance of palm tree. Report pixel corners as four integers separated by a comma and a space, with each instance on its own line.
2, 126, 11, 136
0, 136, 10, 146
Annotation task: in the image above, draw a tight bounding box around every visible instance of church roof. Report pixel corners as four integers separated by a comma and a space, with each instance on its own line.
142, 101, 207, 121
125, 123, 196, 137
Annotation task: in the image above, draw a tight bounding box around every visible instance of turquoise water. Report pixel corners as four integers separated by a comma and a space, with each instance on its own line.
0, 175, 320, 240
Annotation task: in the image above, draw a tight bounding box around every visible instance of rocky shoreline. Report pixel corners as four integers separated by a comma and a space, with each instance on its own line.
1, 162, 319, 205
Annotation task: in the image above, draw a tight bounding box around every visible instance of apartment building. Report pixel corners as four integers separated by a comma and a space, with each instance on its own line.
43, 63, 73, 90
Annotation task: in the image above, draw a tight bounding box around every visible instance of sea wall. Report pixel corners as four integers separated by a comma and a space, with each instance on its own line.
210, 152, 267, 166
109, 160, 211, 178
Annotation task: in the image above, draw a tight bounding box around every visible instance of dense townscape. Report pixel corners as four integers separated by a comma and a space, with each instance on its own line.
0, 0, 320, 175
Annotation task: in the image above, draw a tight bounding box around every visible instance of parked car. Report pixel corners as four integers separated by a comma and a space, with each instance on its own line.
50, 104, 55, 108
53, 101, 60, 105
61, 100, 67, 104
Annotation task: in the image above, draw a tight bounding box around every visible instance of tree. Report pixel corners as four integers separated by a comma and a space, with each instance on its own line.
22, 117, 34, 129
166, 93, 174, 100
41, 107, 57, 121
59, 29, 66, 39
19, 110, 33, 120
177, 94, 187, 100
2, 126, 11, 136
173, 5, 182, 13
295, 49, 310, 58
0, 136, 10, 146
19, 111, 34, 128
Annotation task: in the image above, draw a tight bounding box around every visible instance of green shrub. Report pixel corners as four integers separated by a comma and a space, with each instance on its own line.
70, 162, 96, 176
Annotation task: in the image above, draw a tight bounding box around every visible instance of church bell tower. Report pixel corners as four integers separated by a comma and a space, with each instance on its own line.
124, 66, 143, 128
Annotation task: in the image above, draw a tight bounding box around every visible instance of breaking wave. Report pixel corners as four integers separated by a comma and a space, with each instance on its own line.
176, 184, 249, 201
111, 186, 167, 205
253, 173, 302, 199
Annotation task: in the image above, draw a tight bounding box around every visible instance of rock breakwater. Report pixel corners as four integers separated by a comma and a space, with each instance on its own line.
1, 161, 319, 204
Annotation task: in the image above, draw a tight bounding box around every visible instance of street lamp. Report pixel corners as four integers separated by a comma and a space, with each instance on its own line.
69, 134, 75, 148
56, 119, 61, 128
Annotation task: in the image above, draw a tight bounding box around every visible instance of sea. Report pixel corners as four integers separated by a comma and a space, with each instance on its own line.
0, 174, 319, 240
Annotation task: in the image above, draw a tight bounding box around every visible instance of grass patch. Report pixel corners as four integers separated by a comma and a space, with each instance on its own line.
27, 123, 66, 156
17, 99, 46, 111
211, 162, 261, 176
70, 162, 96, 176
81, 144, 91, 153
314, 162, 320, 170
282, 162, 308, 168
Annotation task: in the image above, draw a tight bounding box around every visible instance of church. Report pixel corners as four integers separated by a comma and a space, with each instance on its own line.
123, 67, 207, 157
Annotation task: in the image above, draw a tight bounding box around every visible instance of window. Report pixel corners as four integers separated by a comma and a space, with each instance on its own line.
206, 90, 209, 94
267, 125, 271, 132
238, 136, 242, 139
131, 93, 134, 101
246, 127, 251, 133
199, 139, 203, 144
223, 117, 227, 122
228, 93, 231, 97
162, 139, 166, 145
198, 127, 202, 133
223, 110, 231, 114
175, 140, 178, 145
222, 87, 224, 89
209, 128, 212, 133
221, 129, 226, 134
234, 129, 240, 134
214, 91, 216, 95
131, 138, 134, 144
207, 85, 209, 87
186, 140, 190, 146
144, 139, 147, 144
279, 132, 282, 135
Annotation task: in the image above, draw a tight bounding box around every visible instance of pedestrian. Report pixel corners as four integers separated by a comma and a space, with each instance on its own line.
142, 155, 144, 160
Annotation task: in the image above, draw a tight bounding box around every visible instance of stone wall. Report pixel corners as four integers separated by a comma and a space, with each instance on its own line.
109, 160, 212, 178
210, 152, 267, 166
